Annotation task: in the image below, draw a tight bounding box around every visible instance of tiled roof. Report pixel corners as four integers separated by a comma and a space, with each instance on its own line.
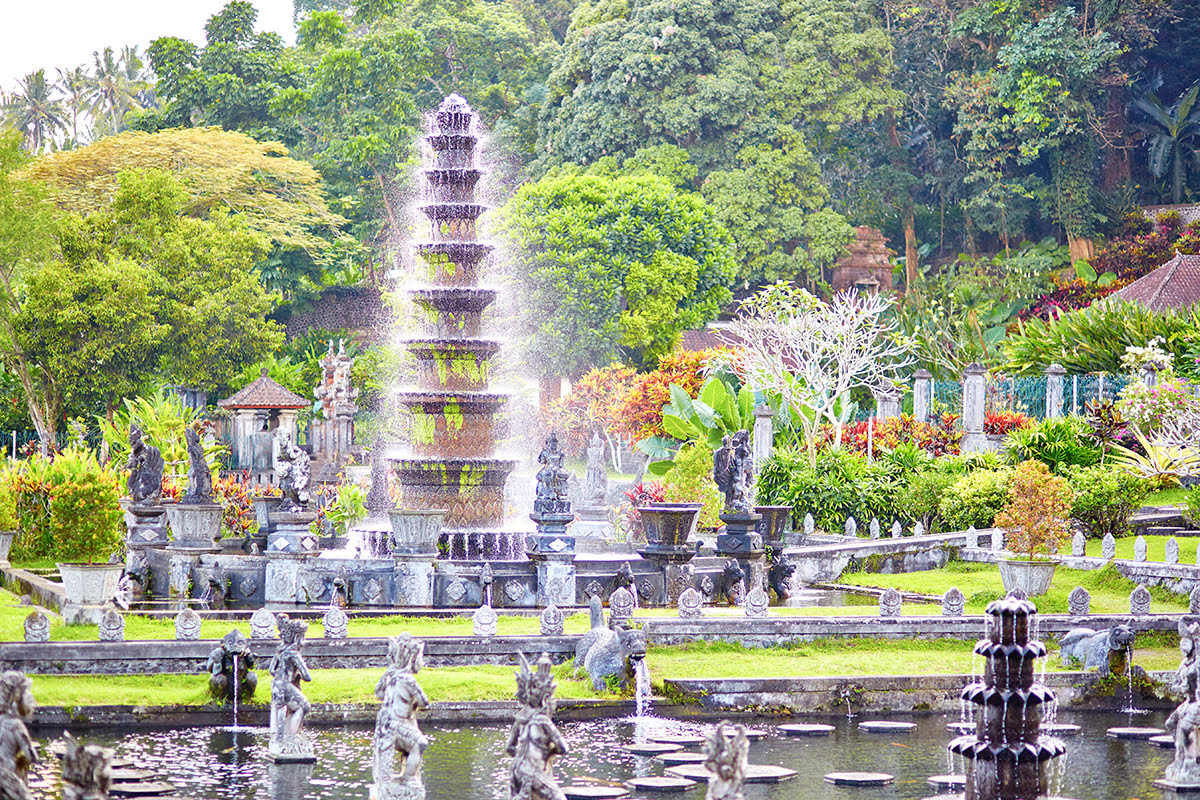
217, 370, 309, 409
1109, 253, 1200, 312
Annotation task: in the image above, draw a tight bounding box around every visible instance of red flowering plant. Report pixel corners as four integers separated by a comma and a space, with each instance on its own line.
214, 472, 255, 538
539, 363, 639, 465
821, 413, 963, 457
615, 349, 729, 442
985, 410, 1034, 436
615, 481, 666, 544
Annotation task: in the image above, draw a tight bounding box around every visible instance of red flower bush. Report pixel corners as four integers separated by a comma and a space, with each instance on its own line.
820, 413, 963, 456
984, 410, 1034, 436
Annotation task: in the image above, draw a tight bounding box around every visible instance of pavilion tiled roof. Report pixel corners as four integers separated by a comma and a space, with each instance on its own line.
1109, 253, 1200, 312
217, 370, 309, 409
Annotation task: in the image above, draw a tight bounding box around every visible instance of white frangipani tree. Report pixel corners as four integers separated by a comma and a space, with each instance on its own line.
722, 282, 912, 466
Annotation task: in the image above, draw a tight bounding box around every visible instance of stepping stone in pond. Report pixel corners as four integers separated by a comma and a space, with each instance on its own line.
723, 727, 767, 741
1106, 726, 1165, 740
562, 786, 630, 800
624, 743, 684, 756
647, 734, 705, 746
655, 752, 707, 765
928, 774, 966, 789
624, 776, 697, 793
824, 772, 894, 787
110, 769, 158, 781
779, 723, 835, 737
946, 722, 974, 734
859, 720, 917, 733
1042, 723, 1081, 737
109, 782, 177, 797
1150, 734, 1176, 749
666, 764, 798, 784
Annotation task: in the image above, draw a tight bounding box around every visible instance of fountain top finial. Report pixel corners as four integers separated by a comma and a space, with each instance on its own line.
434, 93, 475, 134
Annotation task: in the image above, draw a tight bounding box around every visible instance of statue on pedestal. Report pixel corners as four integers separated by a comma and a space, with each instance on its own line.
61, 732, 112, 800
533, 434, 570, 515
703, 721, 749, 800
713, 431, 754, 514
373, 634, 430, 800
126, 425, 164, 505
583, 431, 607, 508
0, 671, 37, 800
274, 435, 311, 513
181, 427, 213, 504
1165, 620, 1200, 786
268, 615, 314, 761
506, 653, 568, 800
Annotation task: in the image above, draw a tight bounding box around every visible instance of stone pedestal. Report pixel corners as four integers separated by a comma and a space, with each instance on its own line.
913, 369, 932, 423
529, 506, 577, 605
267, 511, 319, 553
253, 497, 281, 536
121, 499, 169, 547
165, 502, 223, 548
264, 552, 307, 603
394, 558, 436, 606
873, 386, 902, 420
535, 560, 576, 607
528, 511, 576, 560
1045, 363, 1066, 419
717, 511, 764, 599
752, 404, 774, 474
960, 362, 988, 454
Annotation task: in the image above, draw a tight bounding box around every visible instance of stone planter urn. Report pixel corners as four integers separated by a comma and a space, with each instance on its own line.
638, 504, 701, 562
57, 562, 125, 605
388, 509, 446, 557
0, 530, 13, 565
998, 558, 1058, 597
754, 505, 791, 548
251, 496, 282, 535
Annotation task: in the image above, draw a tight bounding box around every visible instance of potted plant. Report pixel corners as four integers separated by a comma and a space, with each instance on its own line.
996, 460, 1074, 597
51, 448, 126, 606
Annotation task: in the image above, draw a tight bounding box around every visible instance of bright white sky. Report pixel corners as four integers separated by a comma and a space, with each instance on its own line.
0, 0, 296, 92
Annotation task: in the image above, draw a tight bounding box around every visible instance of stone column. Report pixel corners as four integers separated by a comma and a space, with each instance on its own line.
913, 369, 932, 423
752, 404, 774, 471
874, 386, 902, 419
1044, 363, 1066, 419
960, 362, 987, 453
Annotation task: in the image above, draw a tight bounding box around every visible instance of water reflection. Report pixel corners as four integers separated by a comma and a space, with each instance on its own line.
29, 711, 1172, 799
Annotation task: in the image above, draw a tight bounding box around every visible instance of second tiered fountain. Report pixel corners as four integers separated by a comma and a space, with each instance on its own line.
390, 94, 521, 562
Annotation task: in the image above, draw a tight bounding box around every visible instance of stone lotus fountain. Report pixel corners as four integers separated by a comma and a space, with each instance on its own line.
949, 596, 1066, 800
390, 93, 521, 563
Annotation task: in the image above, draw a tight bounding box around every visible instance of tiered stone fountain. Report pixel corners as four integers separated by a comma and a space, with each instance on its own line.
949, 596, 1066, 800
390, 94, 521, 562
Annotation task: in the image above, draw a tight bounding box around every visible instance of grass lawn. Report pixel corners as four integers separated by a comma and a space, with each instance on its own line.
1147, 487, 1191, 507
835, 560, 1191, 615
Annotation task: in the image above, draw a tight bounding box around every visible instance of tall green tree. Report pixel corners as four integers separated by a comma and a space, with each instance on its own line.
88, 46, 152, 135
499, 171, 737, 377
1131, 83, 1200, 204
2, 71, 67, 153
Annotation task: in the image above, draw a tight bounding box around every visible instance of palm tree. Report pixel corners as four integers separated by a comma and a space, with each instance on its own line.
1131, 83, 1200, 204
2, 70, 67, 152
88, 46, 150, 135
55, 65, 94, 145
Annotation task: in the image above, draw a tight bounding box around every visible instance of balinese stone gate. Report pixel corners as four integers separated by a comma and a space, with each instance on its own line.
390, 94, 520, 560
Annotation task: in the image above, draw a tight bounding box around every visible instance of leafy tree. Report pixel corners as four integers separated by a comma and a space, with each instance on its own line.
17, 127, 348, 297
2, 71, 67, 153
537, 0, 900, 283
498, 171, 736, 377
88, 46, 152, 136
1131, 83, 1200, 204
55, 66, 92, 147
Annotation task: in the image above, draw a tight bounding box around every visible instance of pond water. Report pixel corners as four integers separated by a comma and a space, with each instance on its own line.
29, 709, 1173, 799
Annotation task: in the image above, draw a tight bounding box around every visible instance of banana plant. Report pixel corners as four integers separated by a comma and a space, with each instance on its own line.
637, 376, 758, 476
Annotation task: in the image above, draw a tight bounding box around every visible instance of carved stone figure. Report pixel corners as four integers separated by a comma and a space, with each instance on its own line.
703, 721, 749, 800
743, 570, 769, 618
374, 634, 430, 800
942, 587, 966, 617
61, 733, 112, 800
206, 567, 228, 611
1059, 626, 1136, 676
1102, 532, 1116, 559
879, 587, 902, 617
1068, 586, 1091, 616
713, 431, 754, 514
678, 586, 703, 618
540, 605, 564, 636
533, 433, 570, 514
714, 559, 746, 606
181, 427, 213, 504
473, 603, 498, 637
572, 597, 647, 692
583, 432, 607, 508
608, 587, 634, 628
507, 652, 568, 800
125, 425, 164, 505
98, 609, 124, 642
0, 671, 37, 800
250, 608, 277, 640
613, 561, 635, 593
1165, 620, 1200, 787
274, 435, 311, 513
207, 629, 258, 703
323, 606, 349, 639
22, 612, 48, 644
1131, 584, 1152, 615
175, 607, 202, 640
268, 615, 314, 761
766, 547, 796, 601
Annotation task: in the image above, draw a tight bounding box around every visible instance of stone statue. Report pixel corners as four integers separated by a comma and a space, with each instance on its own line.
703, 721, 749, 800
713, 431, 754, 514
125, 425, 164, 505
373, 634, 430, 800
268, 615, 314, 761
274, 435, 311, 513
766, 546, 796, 601
583, 431, 607, 508
506, 652, 568, 800
206, 629, 257, 704
0, 671, 37, 800
1166, 620, 1200, 786
60, 732, 112, 800
533, 433, 570, 515
1058, 625, 1136, 676
181, 427, 213, 504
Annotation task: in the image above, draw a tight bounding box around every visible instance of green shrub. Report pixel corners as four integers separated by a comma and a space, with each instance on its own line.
1067, 465, 1150, 539
895, 469, 959, 531
938, 468, 1013, 530
11, 455, 53, 561
1004, 416, 1100, 473
757, 447, 899, 532
46, 449, 123, 563
663, 443, 723, 529
998, 460, 1073, 559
